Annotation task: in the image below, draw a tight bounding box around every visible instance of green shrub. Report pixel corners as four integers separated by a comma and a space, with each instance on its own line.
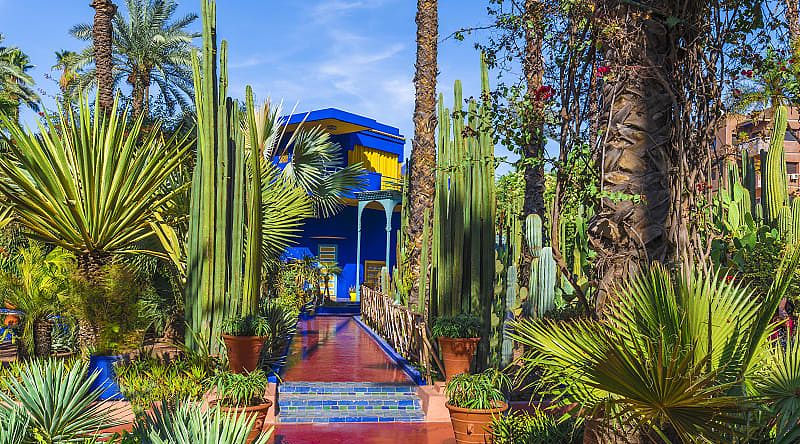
259, 300, 297, 369
220, 315, 270, 337
491, 410, 583, 444
212, 370, 270, 407
115, 358, 211, 415
444, 368, 509, 410
431, 313, 482, 338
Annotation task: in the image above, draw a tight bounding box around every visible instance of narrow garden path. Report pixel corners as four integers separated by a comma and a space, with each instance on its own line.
272, 315, 455, 444
282, 316, 409, 383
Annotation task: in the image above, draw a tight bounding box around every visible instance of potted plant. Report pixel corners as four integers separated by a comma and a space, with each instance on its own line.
212, 370, 273, 444
445, 369, 510, 444
432, 313, 482, 381
349, 286, 357, 302
222, 315, 270, 374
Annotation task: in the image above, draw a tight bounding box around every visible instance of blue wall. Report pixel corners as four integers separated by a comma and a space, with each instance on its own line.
298, 205, 400, 301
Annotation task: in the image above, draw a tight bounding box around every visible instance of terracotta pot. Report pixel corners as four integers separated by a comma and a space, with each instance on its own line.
223, 334, 267, 374
219, 400, 273, 444
446, 401, 508, 444
438, 337, 480, 381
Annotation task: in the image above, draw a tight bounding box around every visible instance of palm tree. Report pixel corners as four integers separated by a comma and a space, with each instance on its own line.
588, 2, 673, 310
406, 0, 438, 307
0, 95, 192, 347
0, 36, 39, 122
52, 50, 80, 106
0, 242, 73, 357
90, 0, 117, 114
72, 0, 198, 117
511, 251, 800, 443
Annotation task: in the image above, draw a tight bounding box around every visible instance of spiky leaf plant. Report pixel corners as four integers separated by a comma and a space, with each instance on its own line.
131, 402, 272, 444
0, 95, 192, 274
511, 249, 800, 443
0, 405, 30, 444
0, 359, 121, 442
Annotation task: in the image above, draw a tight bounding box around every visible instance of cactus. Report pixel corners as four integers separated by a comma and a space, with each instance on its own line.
536, 247, 557, 317
792, 198, 800, 243
765, 104, 789, 223
185, 0, 247, 351
779, 206, 793, 239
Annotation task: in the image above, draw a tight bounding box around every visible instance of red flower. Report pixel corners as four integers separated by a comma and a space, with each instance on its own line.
732, 88, 742, 97
534, 85, 556, 101
741, 69, 754, 78
725, 275, 734, 283
696, 181, 707, 192
37, 112, 45, 117
596, 66, 611, 77
780, 65, 788, 72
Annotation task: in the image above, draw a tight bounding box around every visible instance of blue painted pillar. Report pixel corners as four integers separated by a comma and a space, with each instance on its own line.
355, 202, 366, 296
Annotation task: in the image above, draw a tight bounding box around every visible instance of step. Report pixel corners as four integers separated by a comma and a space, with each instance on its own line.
277, 382, 425, 424
279, 393, 421, 411
279, 409, 425, 423
279, 382, 417, 395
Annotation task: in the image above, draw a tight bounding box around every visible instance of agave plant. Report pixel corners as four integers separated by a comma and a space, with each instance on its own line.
510, 249, 800, 443
131, 402, 273, 444
0, 359, 121, 442
0, 94, 192, 279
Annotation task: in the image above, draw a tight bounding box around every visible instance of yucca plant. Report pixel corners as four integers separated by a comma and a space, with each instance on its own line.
131, 402, 272, 444
0, 94, 192, 278
0, 359, 121, 442
510, 249, 800, 443
0, 405, 30, 444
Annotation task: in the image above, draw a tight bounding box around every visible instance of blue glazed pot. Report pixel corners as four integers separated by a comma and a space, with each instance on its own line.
88, 355, 124, 401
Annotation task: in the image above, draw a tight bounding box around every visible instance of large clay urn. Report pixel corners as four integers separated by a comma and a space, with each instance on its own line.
446, 401, 508, 444
222, 334, 266, 374
438, 337, 480, 381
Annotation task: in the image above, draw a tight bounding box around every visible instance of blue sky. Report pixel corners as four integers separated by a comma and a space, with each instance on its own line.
0, 0, 517, 165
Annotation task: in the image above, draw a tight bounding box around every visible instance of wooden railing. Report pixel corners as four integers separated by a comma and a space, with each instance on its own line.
360, 287, 443, 383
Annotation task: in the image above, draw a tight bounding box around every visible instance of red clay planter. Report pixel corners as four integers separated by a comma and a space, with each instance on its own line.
438, 337, 480, 381
219, 400, 273, 444
446, 401, 508, 444
222, 334, 266, 374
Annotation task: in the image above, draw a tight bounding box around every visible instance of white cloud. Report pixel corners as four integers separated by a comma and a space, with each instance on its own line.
312, 0, 384, 21
229, 56, 266, 69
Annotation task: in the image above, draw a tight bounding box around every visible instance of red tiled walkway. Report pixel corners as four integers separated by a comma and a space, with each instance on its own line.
282, 316, 410, 383
272, 423, 455, 444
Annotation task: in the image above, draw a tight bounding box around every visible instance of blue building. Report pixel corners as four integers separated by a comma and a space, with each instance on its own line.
282, 108, 405, 302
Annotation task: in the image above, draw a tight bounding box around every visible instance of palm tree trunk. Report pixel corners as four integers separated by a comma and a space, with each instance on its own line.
588, 3, 672, 311
131, 70, 151, 118
407, 0, 438, 311
33, 318, 52, 357
788, 0, 800, 54
91, 0, 117, 114
518, 0, 547, 291
75, 251, 112, 351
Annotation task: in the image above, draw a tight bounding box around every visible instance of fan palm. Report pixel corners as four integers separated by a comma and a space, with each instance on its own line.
755, 329, 800, 443
510, 249, 800, 443
0, 36, 39, 122
71, 0, 199, 117
0, 242, 73, 357
0, 94, 192, 277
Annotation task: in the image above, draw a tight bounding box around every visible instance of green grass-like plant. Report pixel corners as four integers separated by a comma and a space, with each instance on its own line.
431, 313, 482, 338
213, 370, 270, 407
444, 368, 509, 410
220, 315, 271, 337
116, 358, 211, 415
259, 300, 298, 370
491, 410, 583, 444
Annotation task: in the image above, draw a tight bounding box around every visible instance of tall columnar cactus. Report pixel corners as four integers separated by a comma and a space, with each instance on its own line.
185, 0, 247, 351
431, 56, 496, 367
432, 56, 495, 319
417, 209, 430, 314
779, 205, 793, 240
792, 198, 800, 243
536, 247, 557, 317
765, 104, 789, 223
742, 147, 757, 215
